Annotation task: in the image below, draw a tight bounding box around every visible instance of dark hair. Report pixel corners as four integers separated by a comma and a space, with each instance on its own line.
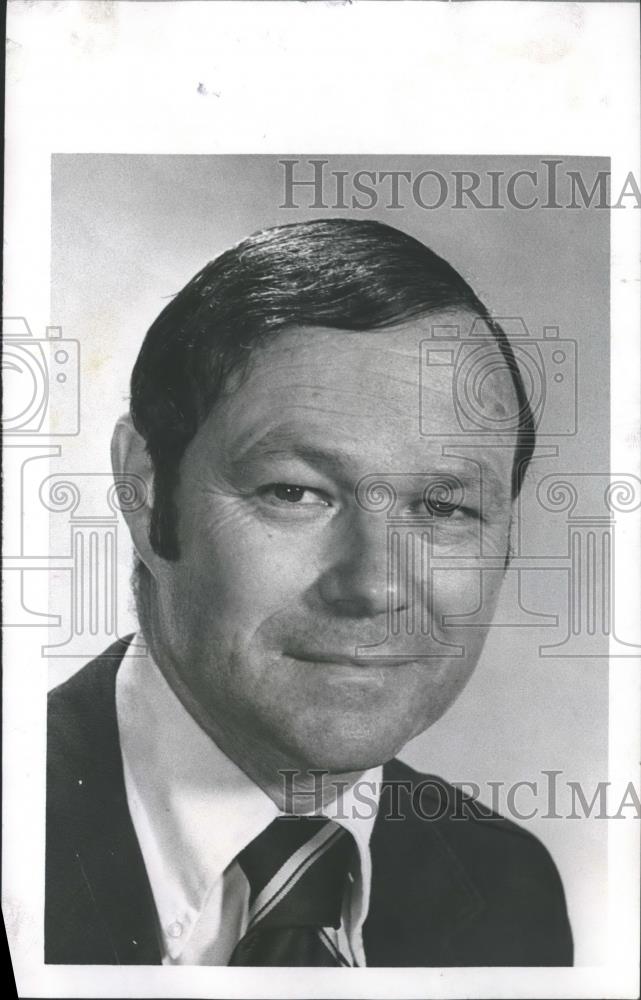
131, 218, 535, 560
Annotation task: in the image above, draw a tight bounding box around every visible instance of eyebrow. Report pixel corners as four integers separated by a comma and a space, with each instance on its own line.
230, 431, 508, 503
231, 439, 354, 479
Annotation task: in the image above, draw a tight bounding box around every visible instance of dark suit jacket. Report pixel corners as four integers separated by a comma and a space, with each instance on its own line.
46, 638, 573, 966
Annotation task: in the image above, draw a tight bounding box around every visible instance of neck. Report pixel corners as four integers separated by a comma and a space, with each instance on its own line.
143, 629, 365, 813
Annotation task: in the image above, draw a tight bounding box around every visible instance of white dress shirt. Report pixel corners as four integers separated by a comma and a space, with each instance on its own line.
115, 636, 382, 966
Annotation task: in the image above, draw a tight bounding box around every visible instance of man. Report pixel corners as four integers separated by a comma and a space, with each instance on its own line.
46, 218, 573, 967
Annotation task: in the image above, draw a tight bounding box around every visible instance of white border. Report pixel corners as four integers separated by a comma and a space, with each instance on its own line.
3, 2, 640, 998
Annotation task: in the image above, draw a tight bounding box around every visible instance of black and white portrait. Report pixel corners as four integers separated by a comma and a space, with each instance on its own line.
3, 5, 639, 1000
43, 153, 619, 966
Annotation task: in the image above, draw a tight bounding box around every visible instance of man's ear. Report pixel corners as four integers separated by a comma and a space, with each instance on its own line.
111, 413, 162, 577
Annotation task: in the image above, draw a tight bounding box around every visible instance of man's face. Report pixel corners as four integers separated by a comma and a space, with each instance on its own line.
149, 313, 517, 774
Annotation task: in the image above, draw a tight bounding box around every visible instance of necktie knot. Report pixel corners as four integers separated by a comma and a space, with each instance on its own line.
236, 815, 354, 932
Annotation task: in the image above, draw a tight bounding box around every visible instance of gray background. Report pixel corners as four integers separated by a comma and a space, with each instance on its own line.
49, 154, 610, 964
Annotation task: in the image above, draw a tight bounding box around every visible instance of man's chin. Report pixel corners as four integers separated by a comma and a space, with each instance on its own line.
261, 701, 434, 778
287, 730, 411, 776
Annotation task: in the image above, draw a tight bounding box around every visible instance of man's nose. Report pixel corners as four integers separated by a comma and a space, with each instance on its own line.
316, 511, 409, 618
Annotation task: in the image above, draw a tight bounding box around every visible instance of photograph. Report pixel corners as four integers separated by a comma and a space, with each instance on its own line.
42, 152, 616, 972
3, 4, 639, 1000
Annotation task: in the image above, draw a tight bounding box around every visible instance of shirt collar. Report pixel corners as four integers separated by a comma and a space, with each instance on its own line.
116, 635, 381, 949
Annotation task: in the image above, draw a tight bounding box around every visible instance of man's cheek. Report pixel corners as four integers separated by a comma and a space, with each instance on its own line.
431, 569, 483, 621
193, 531, 316, 611
432, 568, 504, 653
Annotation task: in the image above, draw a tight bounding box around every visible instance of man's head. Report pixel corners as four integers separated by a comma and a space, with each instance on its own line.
113, 219, 535, 781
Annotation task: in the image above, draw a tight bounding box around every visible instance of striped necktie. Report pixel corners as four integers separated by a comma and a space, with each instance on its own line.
228, 815, 356, 966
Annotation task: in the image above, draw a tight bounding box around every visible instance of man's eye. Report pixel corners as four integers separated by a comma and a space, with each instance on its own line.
425, 498, 462, 518
262, 483, 329, 506
421, 482, 469, 519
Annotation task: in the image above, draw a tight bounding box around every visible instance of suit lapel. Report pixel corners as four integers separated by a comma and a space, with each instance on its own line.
72, 782, 162, 964
48, 639, 162, 964
363, 760, 486, 966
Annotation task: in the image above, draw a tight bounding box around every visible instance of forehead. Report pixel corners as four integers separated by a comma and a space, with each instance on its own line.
204, 312, 518, 482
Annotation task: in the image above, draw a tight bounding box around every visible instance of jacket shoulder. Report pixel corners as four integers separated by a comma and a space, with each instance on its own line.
48, 637, 131, 770
375, 757, 573, 965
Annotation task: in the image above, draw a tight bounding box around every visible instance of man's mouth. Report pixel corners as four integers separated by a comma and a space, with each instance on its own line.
285, 650, 415, 668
